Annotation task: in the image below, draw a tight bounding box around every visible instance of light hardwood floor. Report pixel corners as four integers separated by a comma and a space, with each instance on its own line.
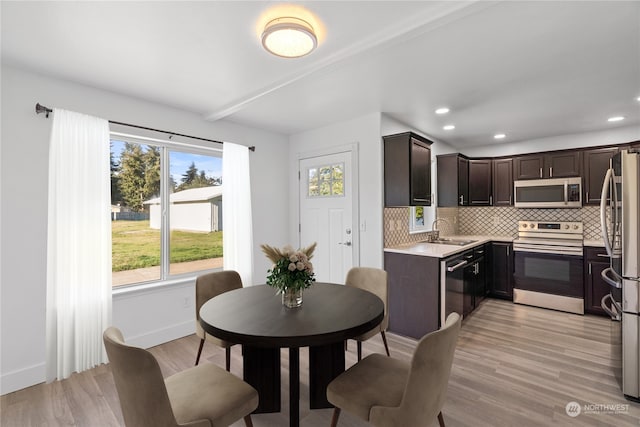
2, 299, 639, 426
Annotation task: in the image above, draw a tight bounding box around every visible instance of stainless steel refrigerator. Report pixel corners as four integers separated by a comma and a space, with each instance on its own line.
600, 148, 640, 401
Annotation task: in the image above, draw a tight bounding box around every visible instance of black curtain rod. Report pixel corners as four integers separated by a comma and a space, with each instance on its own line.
35, 103, 255, 152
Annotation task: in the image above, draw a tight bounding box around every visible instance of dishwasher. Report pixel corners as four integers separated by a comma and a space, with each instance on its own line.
441, 250, 471, 324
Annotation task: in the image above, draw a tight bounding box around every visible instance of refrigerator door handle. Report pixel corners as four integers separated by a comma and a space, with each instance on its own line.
601, 293, 621, 321
601, 267, 622, 289
600, 168, 614, 257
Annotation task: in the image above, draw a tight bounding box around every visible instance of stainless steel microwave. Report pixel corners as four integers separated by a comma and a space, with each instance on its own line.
514, 177, 582, 208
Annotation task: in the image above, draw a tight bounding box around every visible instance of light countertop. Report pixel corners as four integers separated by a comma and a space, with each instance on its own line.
384, 235, 515, 259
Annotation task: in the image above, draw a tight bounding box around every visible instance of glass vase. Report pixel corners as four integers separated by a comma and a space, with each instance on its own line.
282, 287, 303, 308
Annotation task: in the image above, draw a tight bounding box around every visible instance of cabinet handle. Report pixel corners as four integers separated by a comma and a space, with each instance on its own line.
509, 196, 512, 205
490, 196, 493, 205
550, 167, 553, 178
459, 195, 464, 205
596, 253, 609, 258
414, 198, 430, 202
589, 262, 592, 275
586, 191, 589, 202
539, 167, 543, 178
507, 246, 510, 256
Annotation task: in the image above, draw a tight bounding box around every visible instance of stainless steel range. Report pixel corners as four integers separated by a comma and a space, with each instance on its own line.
513, 220, 584, 314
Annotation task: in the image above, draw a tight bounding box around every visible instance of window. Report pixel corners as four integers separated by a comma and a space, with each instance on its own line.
409, 205, 436, 233
307, 163, 344, 197
110, 135, 222, 287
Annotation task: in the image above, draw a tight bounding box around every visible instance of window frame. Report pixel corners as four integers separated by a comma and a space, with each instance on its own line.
408, 206, 429, 234
110, 131, 223, 289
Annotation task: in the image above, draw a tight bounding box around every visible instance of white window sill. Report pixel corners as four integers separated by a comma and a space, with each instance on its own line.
112, 267, 221, 298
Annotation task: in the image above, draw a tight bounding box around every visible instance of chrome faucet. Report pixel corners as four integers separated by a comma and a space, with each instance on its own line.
430, 217, 452, 241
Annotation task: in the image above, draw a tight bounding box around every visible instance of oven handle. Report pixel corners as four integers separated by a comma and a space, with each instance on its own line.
447, 260, 468, 272
601, 267, 622, 289
601, 293, 621, 321
600, 168, 613, 257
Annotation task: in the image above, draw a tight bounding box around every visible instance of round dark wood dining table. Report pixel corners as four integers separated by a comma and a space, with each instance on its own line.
199, 283, 384, 427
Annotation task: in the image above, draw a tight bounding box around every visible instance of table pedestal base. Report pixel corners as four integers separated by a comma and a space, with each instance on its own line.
242, 346, 280, 413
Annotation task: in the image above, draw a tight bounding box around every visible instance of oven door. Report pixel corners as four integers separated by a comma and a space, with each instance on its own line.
513, 251, 584, 298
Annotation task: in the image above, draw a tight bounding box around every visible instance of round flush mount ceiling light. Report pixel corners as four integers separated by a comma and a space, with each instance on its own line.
435, 107, 450, 115
443, 124, 456, 130
262, 17, 317, 58
608, 116, 625, 122
494, 133, 506, 139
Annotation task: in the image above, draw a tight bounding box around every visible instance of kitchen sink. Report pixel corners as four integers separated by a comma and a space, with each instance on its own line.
421, 238, 478, 246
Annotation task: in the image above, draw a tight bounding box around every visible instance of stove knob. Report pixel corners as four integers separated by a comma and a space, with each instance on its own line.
573, 225, 579, 230
522, 223, 527, 228
529, 223, 535, 229
564, 224, 570, 230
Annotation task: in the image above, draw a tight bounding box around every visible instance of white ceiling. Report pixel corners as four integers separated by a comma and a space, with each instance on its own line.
2, 1, 639, 149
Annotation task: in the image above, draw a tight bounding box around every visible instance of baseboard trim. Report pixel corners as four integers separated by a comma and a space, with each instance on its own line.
124, 320, 195, 349
0, 363, 46, 396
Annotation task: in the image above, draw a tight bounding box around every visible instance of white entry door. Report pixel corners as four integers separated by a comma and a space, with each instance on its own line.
299, 151, 355, 284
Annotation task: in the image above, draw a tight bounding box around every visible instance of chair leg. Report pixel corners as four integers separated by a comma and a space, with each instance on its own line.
195, 338, 205, 366
225, 347, 231, 371
437, 411, 445, 427
357, 341, 362, 361
380, 330, 390, 357
243, 414, 254, 427
330, 408, 341, 427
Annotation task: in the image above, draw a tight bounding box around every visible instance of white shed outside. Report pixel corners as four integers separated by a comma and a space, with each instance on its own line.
144, 186, 223, 232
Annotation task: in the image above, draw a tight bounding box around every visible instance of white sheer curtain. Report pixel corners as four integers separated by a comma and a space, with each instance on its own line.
222, 142, 254, 286
46, 109, 112, 382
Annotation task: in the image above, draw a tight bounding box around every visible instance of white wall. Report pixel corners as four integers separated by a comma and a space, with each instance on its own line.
0, 65, 289, 394
461, 125, 640, 158
289, 113, 384, 269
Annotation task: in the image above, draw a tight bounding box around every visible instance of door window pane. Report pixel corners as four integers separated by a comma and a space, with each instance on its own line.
307, 163, 345, 198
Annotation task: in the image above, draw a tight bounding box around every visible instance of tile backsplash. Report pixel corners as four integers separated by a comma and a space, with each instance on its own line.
383, 205, 603, 247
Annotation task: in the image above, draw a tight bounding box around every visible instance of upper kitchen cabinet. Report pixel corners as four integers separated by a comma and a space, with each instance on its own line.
468, 159, 493, 206
583, 147, 619, 205
384, 132, 433, 206
437, 154, 469, 206
514, 151, 582, 180
492, 158, 513, 205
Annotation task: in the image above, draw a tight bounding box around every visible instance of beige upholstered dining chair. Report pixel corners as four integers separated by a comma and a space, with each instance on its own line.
327, 312, 462, 427
345, 267, 390, 360
103, 327, 258, 427
195, 270, 243, 370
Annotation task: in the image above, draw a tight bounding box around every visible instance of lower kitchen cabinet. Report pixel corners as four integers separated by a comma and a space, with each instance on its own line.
489, 242, 514, 299
584, 246, 611, 316
385, 252, 440, 339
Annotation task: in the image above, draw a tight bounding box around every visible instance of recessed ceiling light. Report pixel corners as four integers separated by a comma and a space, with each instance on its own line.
494, 133, 506, 139
636, 96, 640, 102
608, 116, 625, 122
443, 125, 455, 130
435, 107, 450, 115
261, 17, 317, 58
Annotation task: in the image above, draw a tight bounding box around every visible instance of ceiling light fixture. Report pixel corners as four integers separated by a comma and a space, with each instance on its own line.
443, 125, 455, 130
435, 107, 450, 115
494, 133, 506, 139
261, 17, 317, 58
608, 116, 625, 122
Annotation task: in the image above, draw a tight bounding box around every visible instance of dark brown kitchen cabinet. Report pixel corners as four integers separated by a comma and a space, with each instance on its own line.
436, 154, 469, 206
385, 252, 440, 339
583, 147, 618, 205
584, 247, 611, 316
514, 151, 581, 180
489, 242, 513, 299
492, 158, 513, 205
384, 132, 433, 207
468, 159, 493, 205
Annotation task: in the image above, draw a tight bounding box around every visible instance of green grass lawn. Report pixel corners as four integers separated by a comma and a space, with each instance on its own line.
112, 220, 223, 271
